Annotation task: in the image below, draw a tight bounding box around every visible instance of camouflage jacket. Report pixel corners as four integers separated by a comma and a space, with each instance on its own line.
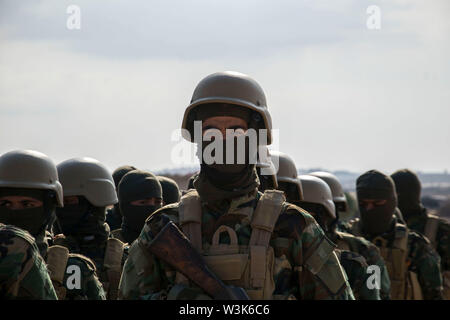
405, 208, 450, 272
43, 233, 106, 300
0, 224, 57, 299
119, 191, 354, 300
54, 233, 126, 299
340, 217, 443, 300
331, 230, 391, 299
336, 249, 380, 300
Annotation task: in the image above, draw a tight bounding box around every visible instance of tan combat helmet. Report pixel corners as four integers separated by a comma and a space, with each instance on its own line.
182, 71, 273, 144
0, 150, 63, 207
256, 145, 278, 189
271, 151, 303, 201
298, 175, 336, 219
309, 171, 348, 212
57, 157, 117, 207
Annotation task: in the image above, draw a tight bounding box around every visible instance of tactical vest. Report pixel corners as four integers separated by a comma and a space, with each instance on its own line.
46, 245, 70, 300
52, 235, 124, 300
101, 238, 125, 300
424, 214, 450, 300
175, 189, 285, 300
371, 223, 422, 300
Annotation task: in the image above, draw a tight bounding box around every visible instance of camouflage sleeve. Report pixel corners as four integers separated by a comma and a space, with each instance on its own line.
275, 206, 354, 300
347, 235, 391, 300
409, 232, 443, 300
338, 250, 380, 300
118, 205, 179, 300
63, 254, 106, 300
437, 219, 450, 271
0, 225, 58, 300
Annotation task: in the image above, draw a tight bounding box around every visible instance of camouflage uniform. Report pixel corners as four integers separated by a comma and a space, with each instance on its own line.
0, 150, 106, 300
391, 169, 450, 299
119, 191, 354, 300
341, 217, 443, 299
336, 249, 380, 300
296, 174, 383, 300
0, 224, 57, 299
331, 230, 390, 299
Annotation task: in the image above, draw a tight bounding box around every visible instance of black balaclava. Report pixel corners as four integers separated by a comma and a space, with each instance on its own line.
357, 170, 397, 237
0, 188, 56, 238
112, 165, 137, 217
157, 176, 181, 205
277, 181, 301, 203
256, 166, 276, 192
391, 169, 422, 221
119, 170, 162, 243
192, 103, 263, 213
55, 196, 109, 243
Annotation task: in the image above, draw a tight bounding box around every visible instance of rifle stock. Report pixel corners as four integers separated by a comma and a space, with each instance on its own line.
147, 221, 249, 300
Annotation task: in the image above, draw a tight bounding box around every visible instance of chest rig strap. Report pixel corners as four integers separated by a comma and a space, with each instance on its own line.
178, 189, 203, 252
372, 223, 410, 299
249, 190, 285, 288
103, 238, 125, 300
424, 214, 439, 248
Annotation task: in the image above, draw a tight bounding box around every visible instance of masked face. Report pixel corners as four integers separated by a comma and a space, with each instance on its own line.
121, 198, 162, 233
356, 170, 398, 236
55, 196, 91, 235
358, 197, 396, 236
198, 116, 257, 174
0, 189, 52, 236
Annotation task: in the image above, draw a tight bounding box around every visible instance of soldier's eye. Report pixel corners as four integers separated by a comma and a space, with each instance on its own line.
23, 201, 34, 208
0, 200, 11, 207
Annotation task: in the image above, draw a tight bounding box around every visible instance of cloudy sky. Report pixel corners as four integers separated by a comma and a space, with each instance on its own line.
0, 0, 449, 175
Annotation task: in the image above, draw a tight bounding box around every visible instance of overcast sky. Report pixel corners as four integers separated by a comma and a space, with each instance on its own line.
1, 0, 449, 175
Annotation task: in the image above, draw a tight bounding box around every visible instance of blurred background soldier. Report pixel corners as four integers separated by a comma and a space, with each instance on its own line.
106, 165, 137, 231
0, 223, 57, 299
157, 176, 181, 206
119, 71, 354, 300
341, 170, 443, 300
271, 151, 303, 203
0, 150, 105, 300
298, 175, 381, 300
309, 171, 391, 299
54, 157, 124, 299
391, 169, 450, 299
112, 170, 163, 244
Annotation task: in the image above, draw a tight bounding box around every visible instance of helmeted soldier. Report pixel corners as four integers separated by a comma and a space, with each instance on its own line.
0, 150, 105, 300
309, 171, 391, 299
118, 71, 354, 300
106, 165, 137, 231
391, 168, 450, 299
298, 175, 381, 300
270, 151, 303, 202
112, 170, 163, 244
157, 176, 181, 205
54, 157, 125, 299
340, 170, 443, 300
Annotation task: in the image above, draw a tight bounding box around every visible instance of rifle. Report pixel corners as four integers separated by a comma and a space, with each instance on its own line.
146, 220, 249, 300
